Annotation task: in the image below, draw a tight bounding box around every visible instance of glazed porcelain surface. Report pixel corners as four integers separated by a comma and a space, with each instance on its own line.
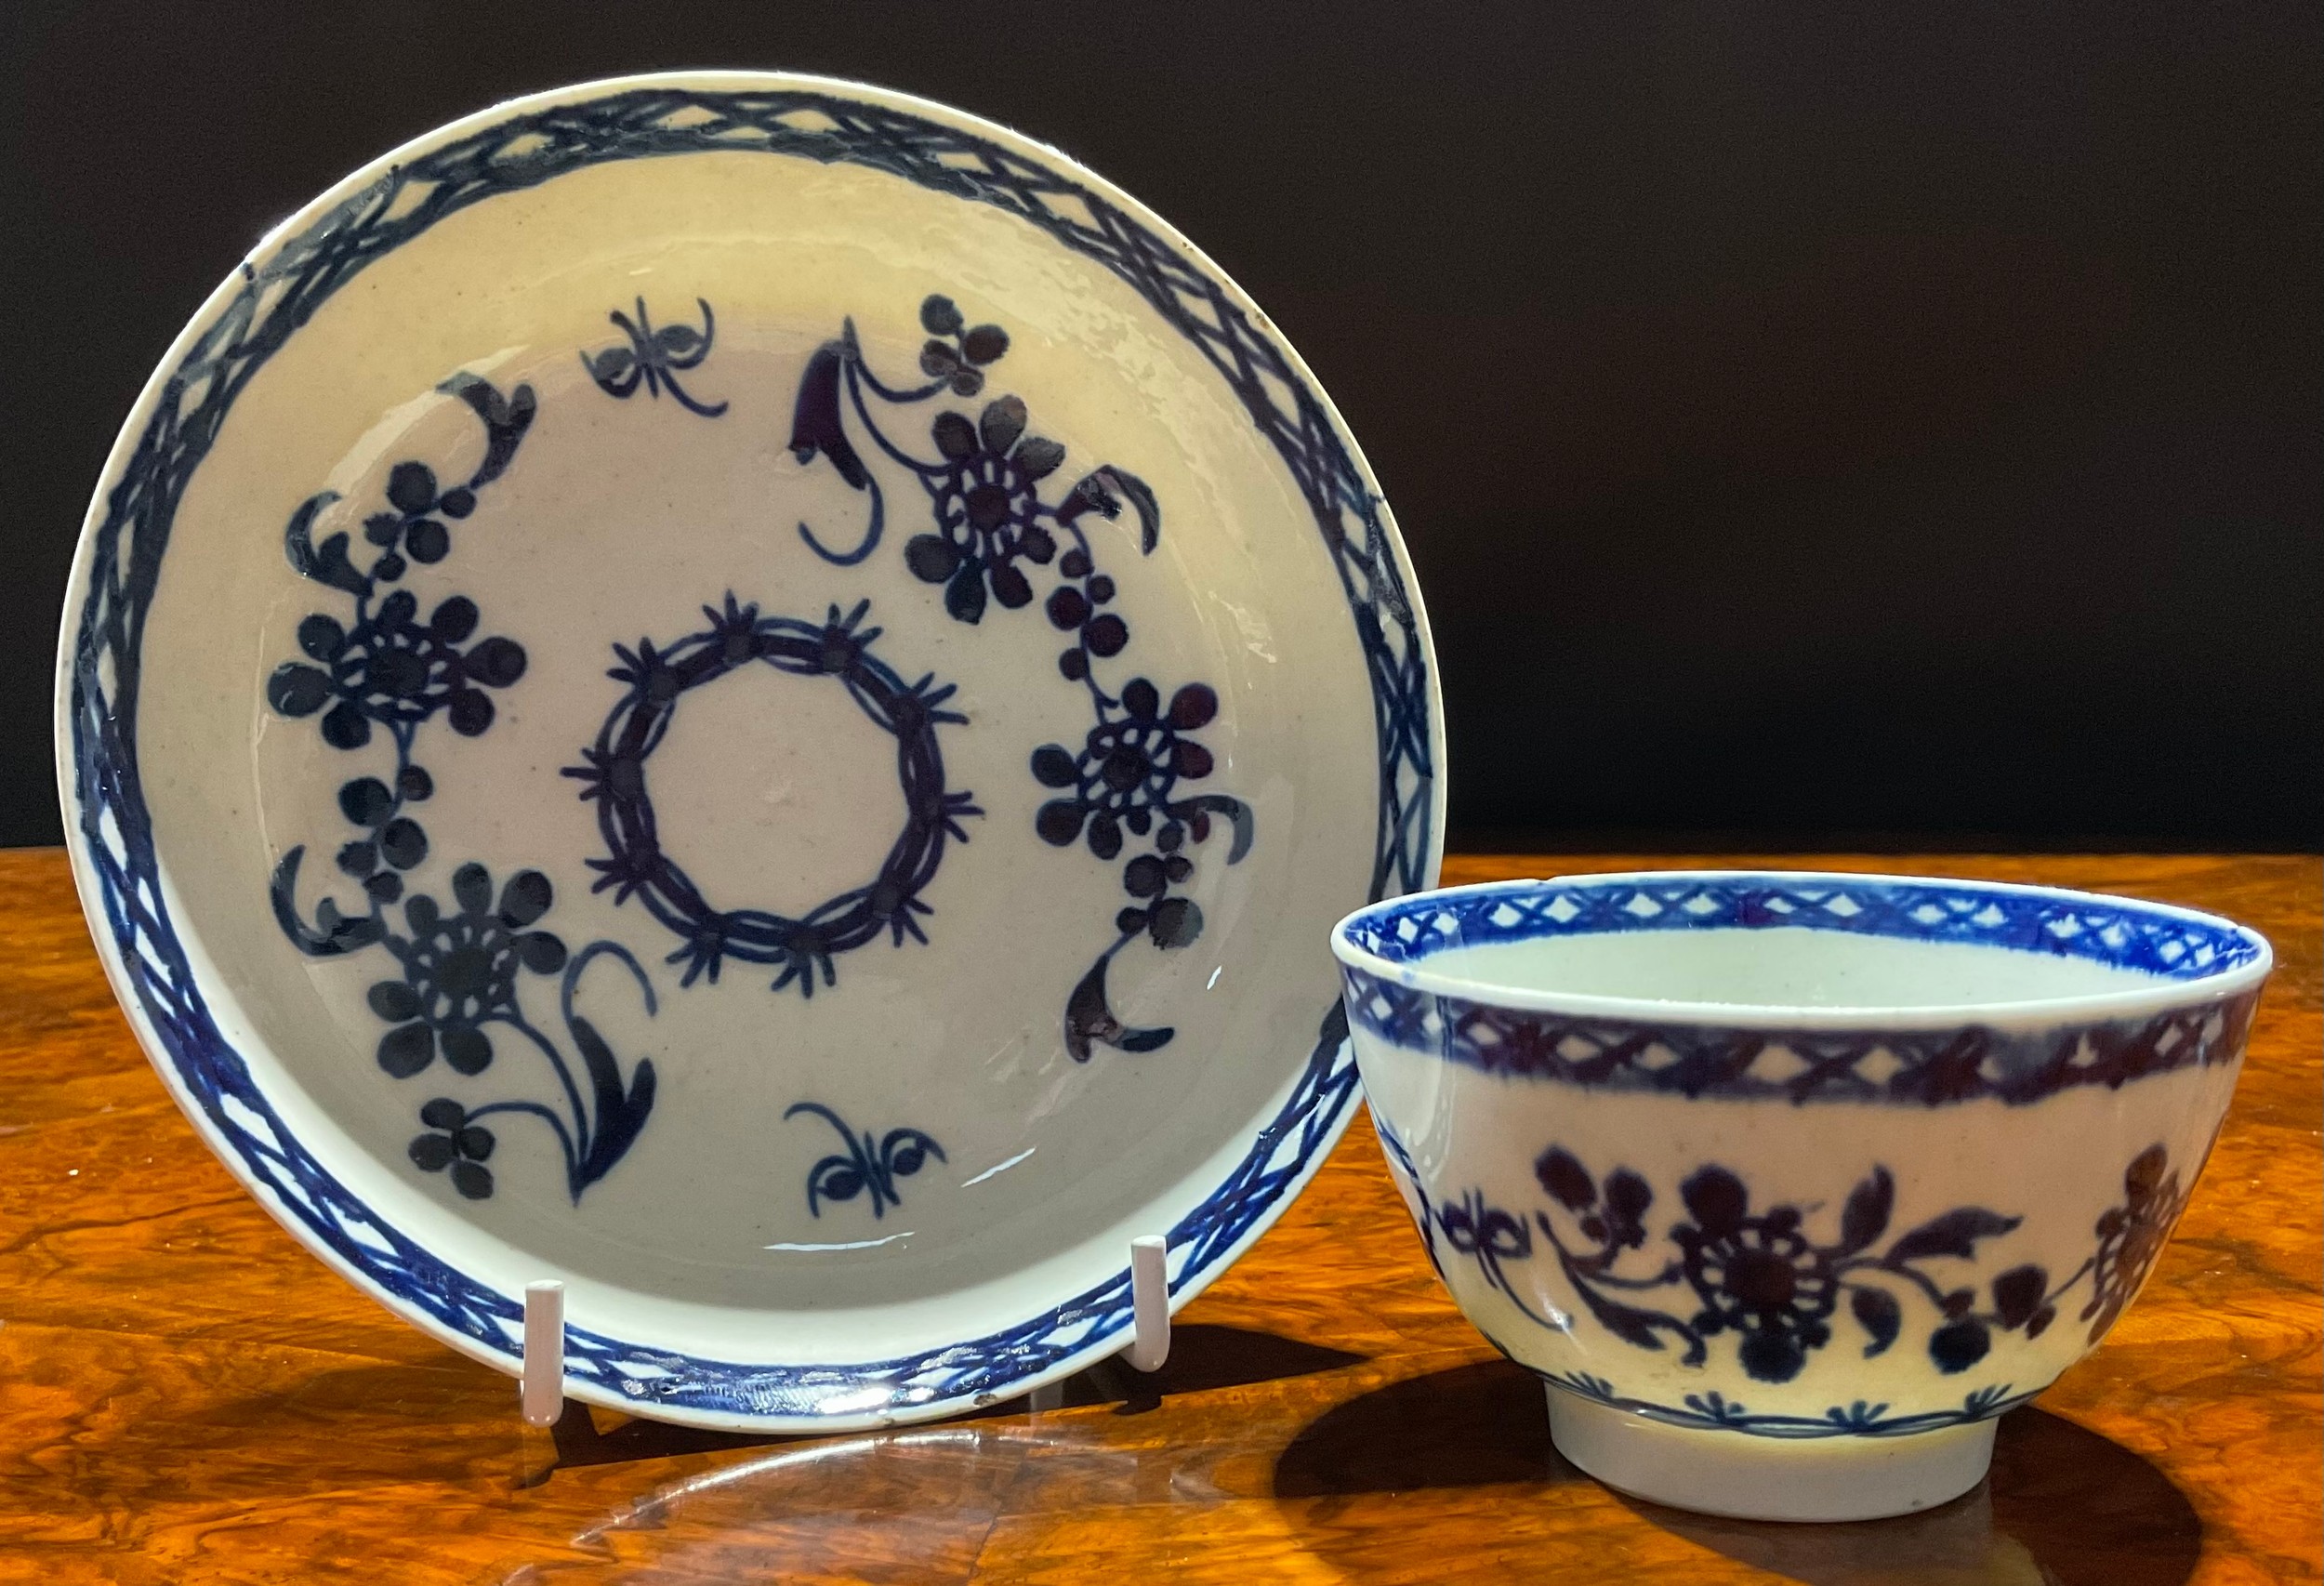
54, 73, 1443, 1429
1332, 871, 2270, 1520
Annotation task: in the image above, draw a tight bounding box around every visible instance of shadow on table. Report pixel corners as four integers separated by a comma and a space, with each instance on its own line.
548, 1323, 1363, 1469
1273, 1361, 2201, 1586
1274, 1358, 1587, 1495
1631, 1407, 2203, 1586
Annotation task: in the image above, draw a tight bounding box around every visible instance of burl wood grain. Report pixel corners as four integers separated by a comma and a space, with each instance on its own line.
0, 850, 2314, 1584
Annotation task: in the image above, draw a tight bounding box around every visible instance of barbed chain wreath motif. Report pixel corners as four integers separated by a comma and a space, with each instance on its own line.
565, 594, 981, 997
790, 293, 1255, 1058
262, 375, 660, 1203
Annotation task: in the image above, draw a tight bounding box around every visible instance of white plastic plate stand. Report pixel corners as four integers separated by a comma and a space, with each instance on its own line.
518, 1236, 1173, 1428
520, 1280, 565, 1428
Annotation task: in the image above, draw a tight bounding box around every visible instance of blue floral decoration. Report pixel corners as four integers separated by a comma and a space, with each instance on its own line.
1382, 1118, 2189, 1397
583, 297, 727, 416
790, 294, 1259, 1060
785, 1103, 946, 1219
264, 374, 657, 1202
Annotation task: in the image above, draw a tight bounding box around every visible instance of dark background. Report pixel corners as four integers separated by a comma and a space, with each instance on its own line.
6, 1, 2317, 852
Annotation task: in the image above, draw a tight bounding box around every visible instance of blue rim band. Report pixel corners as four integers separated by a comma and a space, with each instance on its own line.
1339, 875, 2261, 1105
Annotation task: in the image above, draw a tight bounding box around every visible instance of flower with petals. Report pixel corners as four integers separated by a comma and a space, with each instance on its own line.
367, 865, 566, 1077
1031, 679, 1219, 859
904, 397, 1063, 623
1672, 1167, 1842, 1383
2080, 1143, 2187, 1342
914, 294, 1010, 397
408, 1097, 496, 1199
331, 768, 433, 905
361, 459, 475, 574
267, 591, 526, 749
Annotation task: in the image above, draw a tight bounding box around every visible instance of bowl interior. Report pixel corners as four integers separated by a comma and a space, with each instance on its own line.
1442, 927, 2169, 1008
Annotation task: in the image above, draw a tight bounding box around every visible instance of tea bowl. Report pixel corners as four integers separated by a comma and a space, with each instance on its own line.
1331, 871, 2271, 1521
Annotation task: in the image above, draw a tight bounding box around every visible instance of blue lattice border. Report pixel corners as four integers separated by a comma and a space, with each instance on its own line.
58, 75, 1438, 1426
1338, 875, 2265, 1105
1341, 873, 2264, 975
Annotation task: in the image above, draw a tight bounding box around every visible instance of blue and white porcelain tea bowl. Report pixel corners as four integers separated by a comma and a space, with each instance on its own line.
1331, 871, 2271, 1522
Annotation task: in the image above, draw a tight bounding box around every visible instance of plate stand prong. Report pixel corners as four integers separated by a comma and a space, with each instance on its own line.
1124, 1235, 1170, 1372
521, 1279, 566, 1428
1033, 1235, 1169, 1414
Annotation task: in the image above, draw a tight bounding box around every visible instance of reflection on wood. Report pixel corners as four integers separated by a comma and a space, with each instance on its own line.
0, 851, 2314, 1583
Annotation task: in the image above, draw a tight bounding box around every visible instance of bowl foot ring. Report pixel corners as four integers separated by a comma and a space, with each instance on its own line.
1546, 1384, 1996, 1522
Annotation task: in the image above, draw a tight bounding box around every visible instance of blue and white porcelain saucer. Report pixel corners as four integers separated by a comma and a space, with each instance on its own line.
54, 73, 1442, 1429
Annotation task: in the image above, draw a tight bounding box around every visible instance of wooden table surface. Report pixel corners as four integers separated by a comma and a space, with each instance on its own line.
0, 850, 2315, 1584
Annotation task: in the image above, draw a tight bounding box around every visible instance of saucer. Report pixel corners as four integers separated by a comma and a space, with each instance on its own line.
55, 72, 1442, 1428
